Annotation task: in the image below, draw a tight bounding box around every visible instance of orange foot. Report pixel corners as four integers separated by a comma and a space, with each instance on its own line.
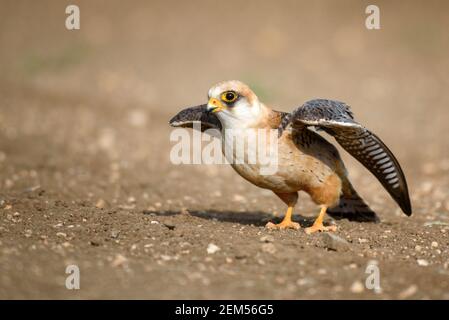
304, 223, 337, 234
266, 220, 300, 230
304, 206, 337, 234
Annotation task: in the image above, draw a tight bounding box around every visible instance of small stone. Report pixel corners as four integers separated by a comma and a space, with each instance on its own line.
90, 239, 101, 246
163, 221, 176, 230
358, 238, 368, 244
261, 243, 277, 254
56, 232, 67, 238
160, 255, 172, 261
207, 243, 220, 254
127, 196, 136, 203
398, 285, 418, 299
233, 194, 246, 202
317, 268, 327, 275
150, 220, 159, 225
110, 230, 120, 239
234, 251, 249, 259
111, 254, 128, 267
180, 208, 190, 215
260, 235, 274, 243
414, 245, 422, 252
431, 241, 438, 248
350, 281, 365, 293
118, 204, 135, 210
417, 259, 429, 266
62, 242, 71, 248
95, 199, 106, 209
296, 278, 314, 286
322, 233, 350, 252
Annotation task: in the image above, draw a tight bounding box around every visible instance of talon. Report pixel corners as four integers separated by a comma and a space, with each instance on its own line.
265, 220, 300, 230
304, 223, 337, 234
265, 205, 300, 230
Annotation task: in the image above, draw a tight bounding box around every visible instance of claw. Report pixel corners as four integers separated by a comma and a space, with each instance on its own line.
265, 221, 300, 230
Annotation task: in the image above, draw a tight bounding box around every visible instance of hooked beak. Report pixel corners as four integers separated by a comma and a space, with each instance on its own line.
207, 98, 226, 113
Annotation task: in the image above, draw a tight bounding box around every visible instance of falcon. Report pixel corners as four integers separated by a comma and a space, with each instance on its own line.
169, 80, 411, 234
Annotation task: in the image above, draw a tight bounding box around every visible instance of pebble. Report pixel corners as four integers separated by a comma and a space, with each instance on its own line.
431, 241, 438, 248
90, 239, 101, 246
322, 233, 350, 252
180, 208, 190, 215
111, 254, 128, 267
163, 221, 176, 230
150, 220, 159, 225
398, 285, 418, 299
350, 281, 365, 293
56, 232, 67, 238
297, 278, 314, 286
207, 243, 220, 254
118, 204, 135, 210
95, 199, 106, 209
233, 194, 246, 202
417, 259, 429, 266
260, 235, 274, 243
110, 230, 120, 239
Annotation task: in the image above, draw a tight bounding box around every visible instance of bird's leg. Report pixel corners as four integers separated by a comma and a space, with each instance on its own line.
305, 206, 337, 234
266, 192, 300, 230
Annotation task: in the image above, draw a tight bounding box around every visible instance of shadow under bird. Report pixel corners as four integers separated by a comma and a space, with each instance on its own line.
169, 80, 411, 234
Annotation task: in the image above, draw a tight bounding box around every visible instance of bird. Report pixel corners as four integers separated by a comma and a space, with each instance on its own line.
169, 80, 411, 234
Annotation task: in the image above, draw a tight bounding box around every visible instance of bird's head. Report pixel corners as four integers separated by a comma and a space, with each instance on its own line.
206, 80, 263, 128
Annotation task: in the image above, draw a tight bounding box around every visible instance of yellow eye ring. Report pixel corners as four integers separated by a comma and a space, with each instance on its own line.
221, 91, 238, 103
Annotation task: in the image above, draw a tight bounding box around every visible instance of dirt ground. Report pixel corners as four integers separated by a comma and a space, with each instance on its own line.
0, 1, 449, 299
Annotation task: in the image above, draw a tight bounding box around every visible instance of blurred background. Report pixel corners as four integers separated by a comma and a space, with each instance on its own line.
1, 0, 448, 160
0, 0, 448, 299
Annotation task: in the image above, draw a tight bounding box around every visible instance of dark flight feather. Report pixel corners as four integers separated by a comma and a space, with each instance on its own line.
279, 99, 412, 216
169, 104, 222, 131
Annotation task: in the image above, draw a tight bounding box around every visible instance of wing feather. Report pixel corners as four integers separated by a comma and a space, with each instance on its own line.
169, 104, 222, 131
279, 99, 412, 215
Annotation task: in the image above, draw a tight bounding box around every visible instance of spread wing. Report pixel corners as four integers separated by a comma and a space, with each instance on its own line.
279, 99, 412, 216
169, 104, 222, 131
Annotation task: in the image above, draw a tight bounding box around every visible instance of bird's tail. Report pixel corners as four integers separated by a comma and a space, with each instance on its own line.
327, 177, 379, 223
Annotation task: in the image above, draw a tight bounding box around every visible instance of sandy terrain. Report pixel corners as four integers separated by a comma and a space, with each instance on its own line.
0, 0, 448, 299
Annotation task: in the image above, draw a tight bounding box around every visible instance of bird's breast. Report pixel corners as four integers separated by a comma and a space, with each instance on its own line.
221, 127, 340, 193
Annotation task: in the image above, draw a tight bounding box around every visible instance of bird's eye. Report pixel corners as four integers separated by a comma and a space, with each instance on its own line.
221, 91, 238, 103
